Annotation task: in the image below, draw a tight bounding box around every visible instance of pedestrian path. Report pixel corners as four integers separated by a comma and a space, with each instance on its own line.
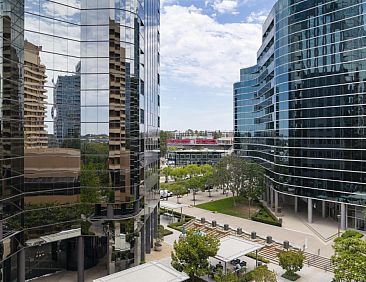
185, 219, 333, 272
176, 204, 335, 258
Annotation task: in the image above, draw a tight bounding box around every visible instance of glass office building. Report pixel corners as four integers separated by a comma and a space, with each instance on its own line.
234, 0, 366, 231
0, 0, 160, 281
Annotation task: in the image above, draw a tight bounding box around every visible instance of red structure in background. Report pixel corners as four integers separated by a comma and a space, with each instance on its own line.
195, 139, 217, 145
167, 139, 218, 145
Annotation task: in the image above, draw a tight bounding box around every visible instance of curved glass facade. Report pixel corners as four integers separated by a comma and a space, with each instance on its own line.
234, 0, 366, 230
0, 0, 160, 281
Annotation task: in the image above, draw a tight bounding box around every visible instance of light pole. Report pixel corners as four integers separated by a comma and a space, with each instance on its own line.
337, 214, 341, 237
193, 189, 196, 206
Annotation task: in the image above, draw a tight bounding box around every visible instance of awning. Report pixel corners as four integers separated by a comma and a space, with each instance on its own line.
215, 236, 264, 263
93, 261, 189, 282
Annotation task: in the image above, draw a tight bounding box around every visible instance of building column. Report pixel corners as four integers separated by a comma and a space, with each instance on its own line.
294, 196, 298, 213
266, 186, 271, 206
77, 236, 84, 282
308, 198, 313, 223
322, 201, 326, 218
270, 188, 274, 210
154, 207, 158, 239
107, 204, 113, 219
274, 191, 279, 214
150, 213, 154, 248
0, 219, 3, 241
340, 203, 346, 230
145, 216, 151, 254
140, 225, 145, 262
106, 230, 112, 275
17, 247, 25, 282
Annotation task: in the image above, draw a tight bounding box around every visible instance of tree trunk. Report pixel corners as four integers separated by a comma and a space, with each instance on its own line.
208, 187, 211, 197
248, 198, 251, 218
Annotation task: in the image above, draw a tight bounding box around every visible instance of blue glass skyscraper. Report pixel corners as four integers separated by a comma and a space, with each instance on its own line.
234, 0, 366, 231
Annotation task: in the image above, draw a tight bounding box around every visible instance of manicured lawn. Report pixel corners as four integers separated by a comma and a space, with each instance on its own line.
196, 197, 258, 219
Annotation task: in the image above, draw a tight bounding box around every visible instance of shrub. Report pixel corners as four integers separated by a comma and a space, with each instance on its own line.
246, 252, 270, 263
278, 250, 304, 279
168, 219, 190, 232
341, 230, 363, 239
251, 206, 282, 227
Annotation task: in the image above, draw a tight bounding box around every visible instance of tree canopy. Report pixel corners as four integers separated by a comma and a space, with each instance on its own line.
171, 230, 220, 281
332, 232, 366, 281
277, 250, 305, 277
212, 155, 265, 207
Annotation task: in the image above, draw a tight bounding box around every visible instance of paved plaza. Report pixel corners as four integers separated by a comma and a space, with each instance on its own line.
33, 189, 339, 281
166, 190, 340, 258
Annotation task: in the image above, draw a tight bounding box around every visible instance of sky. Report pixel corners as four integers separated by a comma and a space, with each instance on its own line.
160, 0, 277, 131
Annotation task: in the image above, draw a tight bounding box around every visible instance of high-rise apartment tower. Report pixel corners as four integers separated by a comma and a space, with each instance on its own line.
0, 0, 160, 281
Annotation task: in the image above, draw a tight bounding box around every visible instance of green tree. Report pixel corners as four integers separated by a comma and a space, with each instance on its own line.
169, 182, 188, 204
332, 236, 366, 281
200, 164, 213, 175
214, 270, 239, 282
212, 158, 230, 195
160, 130, 174, 157
161, 166, 173, 183
80, 162, 101, 214
218, 155, 246, 206
171, 167, 188, 181
277, 250, 305, 278
213, 131, 222, 139
186, 164, 200, 178
251, 266, 277, 282
171, 230, 220, 281
240, 162, 265, 218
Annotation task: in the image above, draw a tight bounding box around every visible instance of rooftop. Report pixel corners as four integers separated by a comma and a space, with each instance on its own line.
93, 261, 189, 282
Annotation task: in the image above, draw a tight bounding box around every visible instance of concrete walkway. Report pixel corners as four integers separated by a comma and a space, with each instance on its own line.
167, 191, 335, 258
158, 215, 334, 282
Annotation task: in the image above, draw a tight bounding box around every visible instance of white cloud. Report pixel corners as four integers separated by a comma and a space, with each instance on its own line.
161, 4, 262, 89
161, 0, 179, 6
246, 10, 268, 24
42, 0, 80, 19
212, 0, 239, 14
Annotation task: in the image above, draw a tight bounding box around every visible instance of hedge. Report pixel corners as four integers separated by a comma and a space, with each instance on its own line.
251, 205, 282, 227
160, 208, 195, 221
167, 218, 192, 232
246, 252, 270, 263
340, 229, 363, 239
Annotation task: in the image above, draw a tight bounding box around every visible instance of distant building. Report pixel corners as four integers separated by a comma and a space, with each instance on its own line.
54, 62, 81, 146
24, 41, 48, 148
166, 131, 233, 166
172, 130, 233, 139
167, 149, 229, 166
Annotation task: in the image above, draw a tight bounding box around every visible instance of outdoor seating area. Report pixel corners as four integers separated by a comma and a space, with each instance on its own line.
206, 235, 265, 279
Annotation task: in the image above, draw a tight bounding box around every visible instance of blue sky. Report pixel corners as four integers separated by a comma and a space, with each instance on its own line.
160, 0, 277, 130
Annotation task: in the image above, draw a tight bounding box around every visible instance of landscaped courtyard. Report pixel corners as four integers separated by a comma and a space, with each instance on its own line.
197, 196, 281, 226
197, 196, 259, 219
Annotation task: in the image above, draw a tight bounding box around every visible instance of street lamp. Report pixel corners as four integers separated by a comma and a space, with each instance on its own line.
193, 189, 196, 206
337, 214, 341, 237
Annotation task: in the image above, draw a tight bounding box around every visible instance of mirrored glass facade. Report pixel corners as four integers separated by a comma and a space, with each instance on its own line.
0, 0, 160, 281
234, 0, 366, 230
